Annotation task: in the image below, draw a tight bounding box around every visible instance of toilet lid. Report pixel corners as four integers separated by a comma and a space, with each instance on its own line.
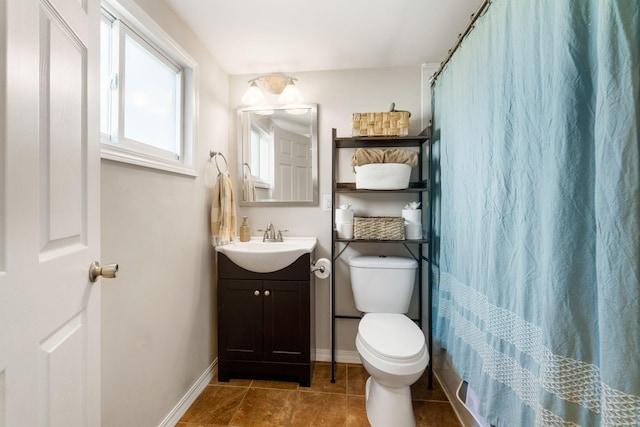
348, 255, 417, 269
358, 313, 426, 361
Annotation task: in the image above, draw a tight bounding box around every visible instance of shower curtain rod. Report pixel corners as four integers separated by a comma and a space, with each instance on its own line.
430, 0, 491, 84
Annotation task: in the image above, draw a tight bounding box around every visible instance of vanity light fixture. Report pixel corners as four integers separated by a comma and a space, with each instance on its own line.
241, 73, 304, 106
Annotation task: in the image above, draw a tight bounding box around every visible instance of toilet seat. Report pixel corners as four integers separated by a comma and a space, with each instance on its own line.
358, 313, 426, 364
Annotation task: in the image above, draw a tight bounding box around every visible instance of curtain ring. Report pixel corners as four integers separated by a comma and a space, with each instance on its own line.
210, 151, 228, 174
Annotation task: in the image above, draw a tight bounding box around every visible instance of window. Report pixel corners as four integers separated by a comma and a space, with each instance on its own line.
100, 1, 198, 175
249, 125, 273, 188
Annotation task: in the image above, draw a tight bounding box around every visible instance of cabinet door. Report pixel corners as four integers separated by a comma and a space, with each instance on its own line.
263, 281, 310, 363
218, 279, 263, 360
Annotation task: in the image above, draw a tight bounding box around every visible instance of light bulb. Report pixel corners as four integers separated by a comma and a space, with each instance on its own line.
278, 81, 304, 104
241, 81, 267, 105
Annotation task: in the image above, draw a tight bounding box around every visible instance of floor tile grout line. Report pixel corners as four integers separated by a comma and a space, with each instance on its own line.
210, 380, 450, 401
212, 380, 450, 403
227, 384, 251, 427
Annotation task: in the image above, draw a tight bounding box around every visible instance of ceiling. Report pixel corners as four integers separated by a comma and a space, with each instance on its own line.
163, 0, 484, 76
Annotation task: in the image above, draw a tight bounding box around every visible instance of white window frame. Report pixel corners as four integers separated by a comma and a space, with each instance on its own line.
100, 0, 198, 176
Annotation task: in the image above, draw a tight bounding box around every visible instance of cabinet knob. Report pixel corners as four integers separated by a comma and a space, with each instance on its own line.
264, 290, 271, 296
254, 290, 260, 296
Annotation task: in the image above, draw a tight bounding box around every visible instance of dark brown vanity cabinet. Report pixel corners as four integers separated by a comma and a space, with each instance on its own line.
217, 253, 314, 387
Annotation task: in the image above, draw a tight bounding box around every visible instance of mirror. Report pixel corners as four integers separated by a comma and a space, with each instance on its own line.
238, 104, 318, 206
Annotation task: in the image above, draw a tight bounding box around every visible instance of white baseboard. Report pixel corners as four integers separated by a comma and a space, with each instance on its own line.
315, 348, 361, 364
158, 359, 217, 427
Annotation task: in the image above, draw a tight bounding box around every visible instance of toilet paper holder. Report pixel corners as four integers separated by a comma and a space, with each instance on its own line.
311, 258, 331, 279
311, 263, 325, 274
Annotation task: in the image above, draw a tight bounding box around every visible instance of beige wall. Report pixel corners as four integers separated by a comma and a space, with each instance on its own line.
100, 0, 229, 425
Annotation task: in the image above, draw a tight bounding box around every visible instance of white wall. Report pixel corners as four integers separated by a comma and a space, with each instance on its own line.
230, 67, 426, 360
100, 0, 229, 425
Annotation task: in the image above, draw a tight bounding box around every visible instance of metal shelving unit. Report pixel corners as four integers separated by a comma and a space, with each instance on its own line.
329, 127, 433, 387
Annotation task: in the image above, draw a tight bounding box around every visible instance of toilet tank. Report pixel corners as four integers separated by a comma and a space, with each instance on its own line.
348, 255, 418, 313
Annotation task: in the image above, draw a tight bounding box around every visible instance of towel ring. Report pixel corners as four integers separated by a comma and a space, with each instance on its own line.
243, 162, 252, 176
210, 151, 228, 174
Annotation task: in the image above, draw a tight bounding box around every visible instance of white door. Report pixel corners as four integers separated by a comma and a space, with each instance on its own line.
0, 0, 101, 425
273, 126, 312, 201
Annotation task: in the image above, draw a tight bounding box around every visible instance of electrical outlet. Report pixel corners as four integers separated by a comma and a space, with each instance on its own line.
322, 194, 332, 211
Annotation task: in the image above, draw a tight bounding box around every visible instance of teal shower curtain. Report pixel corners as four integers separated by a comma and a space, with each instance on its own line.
430, 1, 639, 426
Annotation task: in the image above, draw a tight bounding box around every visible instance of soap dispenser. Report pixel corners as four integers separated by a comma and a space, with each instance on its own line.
239, 217, 250, 242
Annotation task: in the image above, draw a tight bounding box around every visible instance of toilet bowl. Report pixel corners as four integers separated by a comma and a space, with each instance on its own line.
356, 313, 428, 427
347, 256, 429, 427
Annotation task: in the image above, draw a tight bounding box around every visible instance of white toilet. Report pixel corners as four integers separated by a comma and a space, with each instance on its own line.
348, 255, 429, 427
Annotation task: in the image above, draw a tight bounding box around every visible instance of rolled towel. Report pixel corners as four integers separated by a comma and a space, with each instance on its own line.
350, 148, 418, 171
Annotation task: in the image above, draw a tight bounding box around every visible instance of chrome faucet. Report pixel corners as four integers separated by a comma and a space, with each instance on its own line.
258, 222, 286, 242
264, 222, 276, 241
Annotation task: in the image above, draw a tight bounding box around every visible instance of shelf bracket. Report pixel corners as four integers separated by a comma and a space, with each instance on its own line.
333, 241, 351, 261
401, 243, 420, 261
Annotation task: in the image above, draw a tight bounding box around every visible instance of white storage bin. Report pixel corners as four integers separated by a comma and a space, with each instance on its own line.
354, 163, 411, 190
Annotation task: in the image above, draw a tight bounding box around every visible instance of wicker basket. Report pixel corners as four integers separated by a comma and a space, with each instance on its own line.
352, 112, 410, 137
353, 216, 405, 240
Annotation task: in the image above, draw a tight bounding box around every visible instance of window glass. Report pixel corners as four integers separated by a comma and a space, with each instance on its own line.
250, 129, 261, 176
99, 19, 112, 136
249, 127, 272, 185
123, 34, 180, 156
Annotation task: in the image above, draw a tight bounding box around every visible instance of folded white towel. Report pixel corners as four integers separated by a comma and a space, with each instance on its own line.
350, 148, 418, 171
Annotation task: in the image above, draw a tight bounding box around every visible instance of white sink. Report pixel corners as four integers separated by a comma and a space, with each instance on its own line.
215, 237, 317, 273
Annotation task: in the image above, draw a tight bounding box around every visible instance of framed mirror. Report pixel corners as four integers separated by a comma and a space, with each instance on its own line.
238, 104, 318, 206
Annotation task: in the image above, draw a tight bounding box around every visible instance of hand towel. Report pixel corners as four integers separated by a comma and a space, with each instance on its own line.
243, 172, 256, 202
211, 171, 237, 246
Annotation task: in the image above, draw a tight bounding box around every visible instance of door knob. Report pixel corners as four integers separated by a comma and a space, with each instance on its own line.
89, 261, 119, 283
264, 290, 271, 296
254, 290, 261, 296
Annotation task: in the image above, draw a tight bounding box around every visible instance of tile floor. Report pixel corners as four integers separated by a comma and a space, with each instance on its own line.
177, 362, 462, 427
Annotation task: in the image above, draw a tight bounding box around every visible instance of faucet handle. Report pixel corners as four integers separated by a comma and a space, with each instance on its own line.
276, 229, 289, 242
257, 228, 269, 241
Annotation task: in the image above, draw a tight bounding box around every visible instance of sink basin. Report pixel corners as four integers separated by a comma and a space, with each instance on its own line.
215, 237, 317, 273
